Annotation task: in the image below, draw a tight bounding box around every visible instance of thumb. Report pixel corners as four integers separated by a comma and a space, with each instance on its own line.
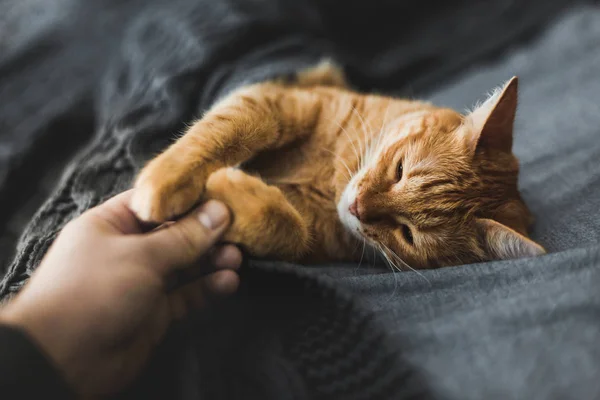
142, 200, 232, 274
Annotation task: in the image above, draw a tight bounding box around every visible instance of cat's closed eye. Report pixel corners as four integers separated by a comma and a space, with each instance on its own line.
396, 161, 404, 181
401, 224, 414, 245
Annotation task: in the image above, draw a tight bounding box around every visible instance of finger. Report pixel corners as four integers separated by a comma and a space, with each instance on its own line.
80, 190, 145, 235
143, 200, 231, 274
210, 244, 243, 270
168, 270, 239, 319
166, 244, 243, 290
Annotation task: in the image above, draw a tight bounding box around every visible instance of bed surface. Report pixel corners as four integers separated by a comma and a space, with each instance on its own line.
1, 1, 599, 398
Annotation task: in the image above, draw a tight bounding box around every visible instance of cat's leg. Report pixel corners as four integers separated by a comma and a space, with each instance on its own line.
205, 168, 310, 260
130, 82, 322, 223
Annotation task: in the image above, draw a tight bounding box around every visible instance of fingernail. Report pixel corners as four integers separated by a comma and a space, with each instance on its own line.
198, 201, 229, 230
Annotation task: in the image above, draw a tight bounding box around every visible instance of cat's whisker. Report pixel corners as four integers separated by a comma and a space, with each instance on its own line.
352, 106, 373, 140
339, 113, 366, 169
373, 126, 387, 163
343, 117, 366, 170
351, 106, 372, 170
369, 130, 379, 164
364, 110, 377, 164
379, 243, 407, 271
380, 243, 430, 284
350, 240, 361, 265
321, 147, 352, 181
367, 102, 392, 165
377, 244, 400, 301
329, 118, 362, 173
355, 238, 366, 272
377, 244, 400, 273
370, 244, 377, 268
367, 128, 384, 169
364, 133, 374, 171
376, 103, 392, 154
375, 243, 395, 270
378, 242, 416, 278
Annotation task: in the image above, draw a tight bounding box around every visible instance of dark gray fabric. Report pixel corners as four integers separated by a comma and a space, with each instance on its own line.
1, 0, 599, 399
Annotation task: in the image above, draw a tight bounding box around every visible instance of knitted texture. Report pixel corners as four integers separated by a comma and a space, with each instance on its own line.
115, 263, 428, 400
0, 0, 579, 398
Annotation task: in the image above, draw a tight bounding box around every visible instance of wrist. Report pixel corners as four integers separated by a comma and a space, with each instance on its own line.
0, 299, 76, 389
0, 314, 76, 399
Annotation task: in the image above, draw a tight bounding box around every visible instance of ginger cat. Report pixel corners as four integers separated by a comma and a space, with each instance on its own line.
130, 61, 545, 269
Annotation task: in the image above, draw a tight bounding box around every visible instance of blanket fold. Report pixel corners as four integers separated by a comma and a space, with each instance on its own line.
2, 0, 597, 399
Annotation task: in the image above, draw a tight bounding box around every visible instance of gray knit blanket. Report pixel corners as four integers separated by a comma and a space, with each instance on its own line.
1, 0, 599, 399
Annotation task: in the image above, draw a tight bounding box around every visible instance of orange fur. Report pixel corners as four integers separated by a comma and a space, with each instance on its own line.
130, 62, 545, 269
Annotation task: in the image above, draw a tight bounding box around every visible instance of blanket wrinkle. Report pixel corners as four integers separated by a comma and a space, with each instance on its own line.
2, 1, 599, 399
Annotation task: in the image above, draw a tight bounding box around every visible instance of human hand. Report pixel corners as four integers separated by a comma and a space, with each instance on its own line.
0, 190, 242, 398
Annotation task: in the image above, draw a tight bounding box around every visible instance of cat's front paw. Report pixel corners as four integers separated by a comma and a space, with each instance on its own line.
130, 156, 212, 223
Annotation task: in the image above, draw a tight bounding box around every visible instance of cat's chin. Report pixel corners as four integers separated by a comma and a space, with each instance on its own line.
336, 211, 364, 239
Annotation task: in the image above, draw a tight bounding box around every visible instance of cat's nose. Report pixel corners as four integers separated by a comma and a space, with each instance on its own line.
349, 200, 361, 221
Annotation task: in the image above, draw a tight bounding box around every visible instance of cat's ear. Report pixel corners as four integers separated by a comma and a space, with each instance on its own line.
464, 77, 518, 153
475, 217, 545, 260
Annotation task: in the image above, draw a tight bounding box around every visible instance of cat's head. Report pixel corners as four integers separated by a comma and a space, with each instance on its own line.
337, 77, 545, 269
